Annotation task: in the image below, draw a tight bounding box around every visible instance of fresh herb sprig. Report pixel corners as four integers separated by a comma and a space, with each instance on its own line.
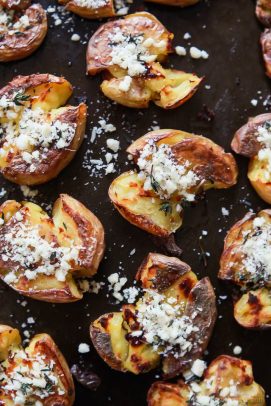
12, 91, 30, 106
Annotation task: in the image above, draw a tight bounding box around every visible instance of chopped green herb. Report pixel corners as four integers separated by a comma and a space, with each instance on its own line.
159, 202, 172, 216
63, 222, 67, 230
13, 91, 30, 106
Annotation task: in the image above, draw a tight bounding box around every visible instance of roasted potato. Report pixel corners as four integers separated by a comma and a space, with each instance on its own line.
147, 355, 266, 405
0, 0, 47, 62
256, 0, 271, 27
0, 324, 75, 405
86, 12, 202, 109
59, 0, 115, 19
0, 194, 105, 303
109, 129, 238, 237
146, 0, 199, 7
232, 114, 271, 203
0, 74, 87, 185
90, 253, 217, 378
261, 28, 271, 78
219, 209, 271, 328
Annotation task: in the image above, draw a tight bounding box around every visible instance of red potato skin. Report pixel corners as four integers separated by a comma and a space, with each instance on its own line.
0, 3, 48, 62
261, 29, 271, 78
256, 0, 271, 27
231, 113, 271, 157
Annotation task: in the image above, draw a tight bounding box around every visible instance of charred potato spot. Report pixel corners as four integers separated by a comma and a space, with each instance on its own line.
0, 325, 74, 405
0, 1, 47, 62
109, 130, 237, 236
90, 253, 216, 377
219, 209, 271, 328
86, 12, 202, 109
0, 194, 105, 303
232, 114, 271, 203
147, 355, 266, 405
256, 0, 271, 27
59, 0, 115, 19
0, 74, 87, 185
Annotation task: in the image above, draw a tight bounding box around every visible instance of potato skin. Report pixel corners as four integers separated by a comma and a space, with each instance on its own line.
90, 253, 216, 377
261, 28, 271, 78
0, 3, 47, 62
256, 0, 271, 27
59, 0, 115, 19
148, 355, 266, 406
0, 74, 87, 186
0, 194, 105, 303
0, 325, 75, 405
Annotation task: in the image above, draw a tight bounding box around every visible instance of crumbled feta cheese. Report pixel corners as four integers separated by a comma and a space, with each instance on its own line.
233, 345, 242, 355
106, 138, 120, 153
175, 46, 187, 56
71, 33, 80, 41
191, 359, 207, 377
250, 99, 258, 106
118, 75, 133, 92
107, 273, 127, 301
78, 343, 90, 353
183, 32, 191, 40
190, 46, 209, 59
221, 207, 229, 216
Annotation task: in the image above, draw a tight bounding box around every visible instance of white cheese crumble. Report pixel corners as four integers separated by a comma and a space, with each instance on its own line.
221, 207, 229, 216
107, 272, 127, 301
106, 138, 120, 153
0, 211, 81, 284
123, 286, 140, 303
20, 185, 39, 198
175, 46, 187, 56
0, 5, 31, 36
134, 290, 200, 356
233, 345, 242, 355
71, 33, 80, 41
108, 28, 166, 77
190, 46, 209, 59
183, 32, 191, 40
137, 140, 199, 201
250, 99, 258, 106
191, 359, 207, 377
74, 0, 108, 7
78, 343, 90, 353
118, 75, 133, 92
0, 349, 64, 403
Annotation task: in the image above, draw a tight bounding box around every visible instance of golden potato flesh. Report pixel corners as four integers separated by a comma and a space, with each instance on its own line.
0, 325, 75, 405
0, 74, 87, 185
147, 355, 266, 406
109, 129, 237, 237
256, 0, 271, 27
219, 209, 271, 328
232, 114, 271, 203
86, 12, 202, 109
59, 0, 115, 19
90, 253, 217, 378
0, 194, 105, 303
0, 1, 47, 62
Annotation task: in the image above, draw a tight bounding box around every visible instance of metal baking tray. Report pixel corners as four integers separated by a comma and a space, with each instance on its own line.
1, 0, 271, 404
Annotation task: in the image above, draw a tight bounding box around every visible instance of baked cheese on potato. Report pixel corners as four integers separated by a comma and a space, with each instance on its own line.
232, 113, 271, 203
147, 355, 266, 405
219, 209, 271, 328
0, 74, 87, 185
86, 12, 202, 109
109, 129, 238, 237
0, 0, 47, 62
90, 253, 217, 378
59, 0, 116, 19
0, 194, 105, 303
0, 324, 75, 405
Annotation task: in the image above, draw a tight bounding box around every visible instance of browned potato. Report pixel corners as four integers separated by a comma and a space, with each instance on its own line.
90, 253, 217, 378
232, 114, 271, 203
147, 355, 266, 405
219, 209, 271, 328
261, 28, 271, 78
0, 324, 75, 405
146, 0, 199, 7
0, 74, 87, 185
0, 1, 47, 62
256, 0, 271, 27
86, 12, 202, 109
109, 129, 238, 237
59, 0, 115, 19
0, 194, 105, 303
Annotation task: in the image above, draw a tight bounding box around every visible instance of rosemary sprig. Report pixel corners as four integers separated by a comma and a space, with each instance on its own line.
12, 91, 30, 106
159, 201, 172, 216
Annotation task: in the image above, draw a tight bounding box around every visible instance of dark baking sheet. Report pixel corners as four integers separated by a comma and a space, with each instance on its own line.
1, 0, 271, 404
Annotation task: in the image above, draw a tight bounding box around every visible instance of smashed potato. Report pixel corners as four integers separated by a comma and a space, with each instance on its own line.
0, 324, 75, 405
147, 355, 266, 405
59, 0, 115, 19
0, 194, 105, 303
219, 209, 271, 328
86, 12, 202, 109
0, 0, 47, 62
256, 0, 271, 27
109, 129, 238, 237
232, 114, 271, 203
90, 253, 217, 378
0, 74, 87, 186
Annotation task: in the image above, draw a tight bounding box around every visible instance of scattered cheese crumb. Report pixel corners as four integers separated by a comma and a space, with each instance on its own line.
191, 359, 207, 377
233, 345, 242, 355
175, 46, 186, 56
106, 138, 120, 153
221, 207, 229, 216
251, 99, 258, 107
190, 46, 209, 59
71, 33, 80, 42
78, 343, 90, 354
